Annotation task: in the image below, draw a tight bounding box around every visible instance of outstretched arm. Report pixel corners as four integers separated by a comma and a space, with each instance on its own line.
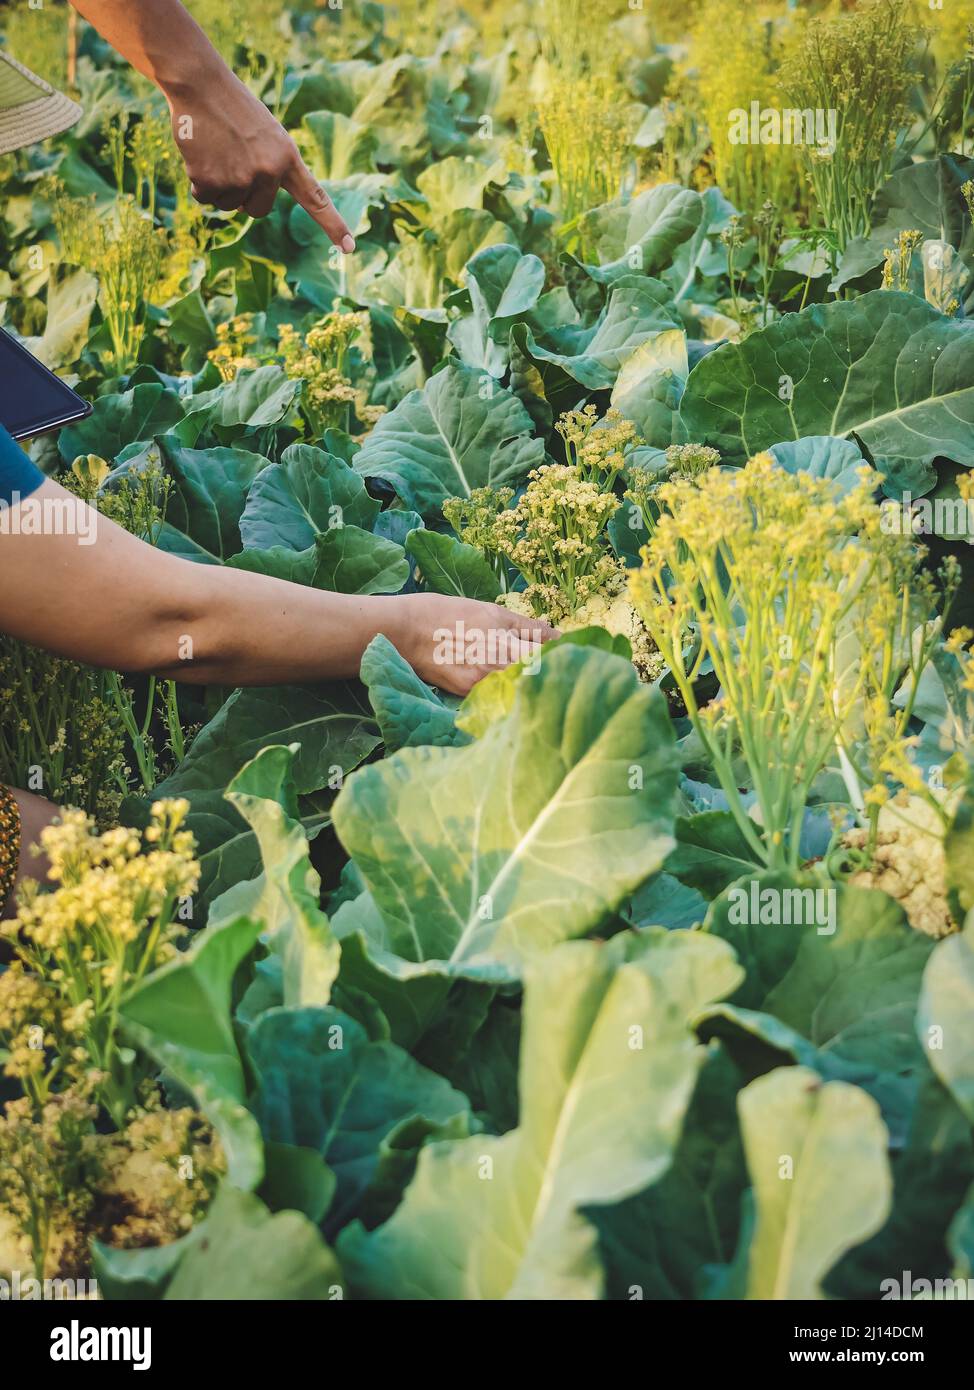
68, 0, 355, 246
0, 480, 554, 695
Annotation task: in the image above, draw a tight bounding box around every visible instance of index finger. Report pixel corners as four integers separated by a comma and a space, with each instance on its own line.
283, 155, 356, 253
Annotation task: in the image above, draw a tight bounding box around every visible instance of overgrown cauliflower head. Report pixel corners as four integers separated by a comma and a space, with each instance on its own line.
841, 792, 958, 939
498, 586, 664, 683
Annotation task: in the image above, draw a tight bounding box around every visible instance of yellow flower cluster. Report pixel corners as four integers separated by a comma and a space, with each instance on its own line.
0, 1090, 224, 1281
882, 229, 924, 291
208, 314, 261, 382
488, 463, 622, 621
2, 800, 198, 1126
95, 1103, 226, 1252
629, 453, 946, 868
556, 405, 638, 489
278, 311, 370, 437
52, 190, 167, 373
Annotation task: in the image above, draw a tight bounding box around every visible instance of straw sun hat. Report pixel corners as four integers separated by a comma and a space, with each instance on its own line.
0, 47, 82, 156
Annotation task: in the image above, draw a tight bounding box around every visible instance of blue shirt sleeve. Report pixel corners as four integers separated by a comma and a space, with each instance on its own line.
0, 425, 44, 506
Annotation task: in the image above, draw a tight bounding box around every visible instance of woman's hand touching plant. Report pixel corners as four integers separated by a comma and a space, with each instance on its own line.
68, 0, 356, 248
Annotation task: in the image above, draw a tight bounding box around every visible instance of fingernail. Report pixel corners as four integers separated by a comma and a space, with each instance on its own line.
341, 234, 356, 254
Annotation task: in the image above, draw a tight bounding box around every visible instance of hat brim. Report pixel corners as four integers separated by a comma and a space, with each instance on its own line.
0, 89, 83, 156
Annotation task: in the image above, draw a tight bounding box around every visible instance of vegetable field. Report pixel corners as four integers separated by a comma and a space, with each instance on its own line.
3, 0, 974, 1305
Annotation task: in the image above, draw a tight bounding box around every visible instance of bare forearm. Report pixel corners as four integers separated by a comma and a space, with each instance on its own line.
0, 483, 553, 696
146, 568, 417, 685
69, 0, 224, 95
0, 485, 416, 684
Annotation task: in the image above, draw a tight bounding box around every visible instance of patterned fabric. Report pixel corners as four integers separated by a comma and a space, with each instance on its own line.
0, 784, 21, 915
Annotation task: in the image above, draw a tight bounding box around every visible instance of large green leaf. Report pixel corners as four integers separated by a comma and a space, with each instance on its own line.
446, 243, 546, 375
120, 913, 264, 1188
208, 746, 340, 1010
227, 528, 408, 595
735, 1067, 892, 1299
28, 265, 99, 369
917, 921, 974, 1124
405, 526, 501, 600
826, 1075, 974, 1298
331, 642, 681, 985
138, 436, 267, 564
179, 365, 299, 444
153, 681, 379, 800
681, 290, 974, 466
767, 435, 871, 495
359, 633, 465, 752
240, 443, 380, 551
302, 109, 378, 179
353, 362, 544, 516
58, 383, 184, 463
577, 184, 705, 284
703, 874, 933, 1080
610, 328, 689, 446
590, 1044, 747, 1299
520, 277, 683, 391
338, 930, 742, 1299
247, 1005, 471, 1232
163, 1188, 342, 1300
667, 812, 763, 899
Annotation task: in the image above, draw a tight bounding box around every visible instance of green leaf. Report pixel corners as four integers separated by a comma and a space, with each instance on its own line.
681, 290, 974, 467
91, 1232, 197, 1301
825, 1075, 974, 1298
521, 276, 683, 391
210, 745, 340, 1010
331, 642, 681, 985
767, 435, 871, 495
226, 528, 407, 595
163, 1188, 342, 1299
240, 443, 380, 551
945, 776, 974, 923
454, 627, 632, 739
353, 362, 544, 517
360, 633, 465, 751
338, 930, 742, 1298
406, 526, 501, 600
917, 923, 974, 1124
153, 681, 379, 799
312, 525, 409, 594
577, 184, 705, 283
704, 874, 933, 1080
141, 437, 267, 564
247, 1005, 472, 1232
180, 364, 299, 441
590, 1044, 747, 1299
120, 914, 264, 1188
58, 383, 184, 463
629, 871, 708, 931
735, 1067, 892, 1299
28, 265, 99, 369
667, 812, 763, 899
302, 109, 378, 179
610, 327, 689, 446
446, 243, 546, 375
259, 1142, 336, 1223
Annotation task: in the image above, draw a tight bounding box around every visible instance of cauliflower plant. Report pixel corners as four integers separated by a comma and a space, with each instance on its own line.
842, 792, 958, 939
499, 586, 663, 682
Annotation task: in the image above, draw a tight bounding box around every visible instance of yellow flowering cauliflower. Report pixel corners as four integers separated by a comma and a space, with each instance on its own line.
842, 792, 959, 939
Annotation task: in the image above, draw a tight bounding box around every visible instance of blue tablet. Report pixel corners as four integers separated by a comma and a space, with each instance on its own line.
0, 326, 93, 440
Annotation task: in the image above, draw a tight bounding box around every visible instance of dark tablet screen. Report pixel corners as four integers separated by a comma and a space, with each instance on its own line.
0, 328, 92, 439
